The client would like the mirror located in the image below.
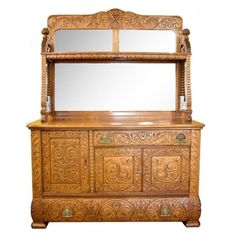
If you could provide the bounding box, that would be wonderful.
[119,30,176,52]
[55,63,176,111]
[55,30,112,51]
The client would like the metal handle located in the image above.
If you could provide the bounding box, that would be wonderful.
[160,205,171,217]
[139,132,146,140]
[62,208,73,218]
[176,133,186,142]
[99,134,111,144]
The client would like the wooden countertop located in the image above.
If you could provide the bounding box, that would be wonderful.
[27,118,204,130]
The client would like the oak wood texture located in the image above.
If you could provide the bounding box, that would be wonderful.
[28,9,204,228]
[27,117,204,130]
[46,52,188,62]
[29,125,203,227]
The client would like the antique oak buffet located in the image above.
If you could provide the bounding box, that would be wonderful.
[27,9,204,228]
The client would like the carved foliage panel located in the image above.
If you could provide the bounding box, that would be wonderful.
[42,197,201,222]
[94,130,191,146]
[189,130,201,197]
[47,9,183,47]
[42,131,89,193]
[95,148,142,192]
[31,131,42,197]
[143,147,190,194]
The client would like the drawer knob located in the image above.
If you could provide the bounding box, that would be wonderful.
[160,204,171,217]
[62,208,73,218]
[139,132,146,140]
[99,134,111,144]
[176,133,186,142]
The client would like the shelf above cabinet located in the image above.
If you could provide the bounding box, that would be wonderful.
[45,52,189,63]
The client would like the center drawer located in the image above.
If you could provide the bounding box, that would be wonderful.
[94,130,190,146]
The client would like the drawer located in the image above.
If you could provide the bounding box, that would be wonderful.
[94,130,191,146]
[42,197,194,222]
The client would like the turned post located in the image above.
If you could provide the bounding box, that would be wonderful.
[180,29,192,121]
[41,28,49,121]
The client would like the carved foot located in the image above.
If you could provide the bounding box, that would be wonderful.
[31,222,48,229]
[183,220,200,227]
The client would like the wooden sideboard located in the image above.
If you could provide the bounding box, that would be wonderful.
[27,9,204,228]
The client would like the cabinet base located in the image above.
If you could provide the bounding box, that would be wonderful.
[31,196,201,227]
[31,222,48,229]
[183,220,200,227]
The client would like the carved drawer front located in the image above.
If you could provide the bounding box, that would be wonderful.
[94,130,190,146]
[41,197,199,222]
[143,147,190,195]
[95,148,142,192]
[42,131,90,194]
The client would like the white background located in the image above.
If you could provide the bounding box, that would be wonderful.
[0,0,235,235]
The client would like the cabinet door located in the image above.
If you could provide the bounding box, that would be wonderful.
[143,147,190,195]
[95,148,142,192]
[42,131,89,194]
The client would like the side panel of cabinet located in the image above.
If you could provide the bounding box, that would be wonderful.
[42,131,90,194]
[143,147,190,195]
[95,148,142,192]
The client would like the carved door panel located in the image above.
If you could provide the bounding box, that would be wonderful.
[95,148,142,192]
[42,131,90,194]
[143,147,190,195]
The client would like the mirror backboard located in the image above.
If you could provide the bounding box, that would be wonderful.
[55,63,176,111]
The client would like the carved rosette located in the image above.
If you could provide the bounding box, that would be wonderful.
[97,199,136,221]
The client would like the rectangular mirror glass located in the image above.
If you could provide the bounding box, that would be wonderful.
[55,63,176,111]
[55,30,112,51]
[119,30,176,52]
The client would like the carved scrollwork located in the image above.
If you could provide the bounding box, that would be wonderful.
[42,131,89,193]
[31,131,42,197]
[143,147,190,194]
[47,9,183,49]
[152,156,181,183]
[94,130,190,146]
[50,139,81,184]
[44,200,87,222]
[97,199,136,221]
[104,157,133,184]
[145,199,188,221]
[47,9,182,33]
[190,130,201,197]
[42,197,200,222]
[95,148,142,192]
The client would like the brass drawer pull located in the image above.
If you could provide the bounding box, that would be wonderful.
[160,205,171,217]
[176,133,186,142]
[139,132,146,140]
[99,134,111,144]
[62,208,73,218]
